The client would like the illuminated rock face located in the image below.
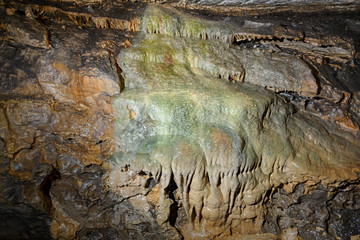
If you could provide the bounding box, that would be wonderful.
[1,1,360,239]
[109,6,360,239]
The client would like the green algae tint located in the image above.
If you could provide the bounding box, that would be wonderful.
[109,5,360,239]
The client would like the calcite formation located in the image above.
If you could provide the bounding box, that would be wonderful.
[108,5,360,239]
[0,0,359,239]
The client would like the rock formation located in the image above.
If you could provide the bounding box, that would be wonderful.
[0,0,359,239]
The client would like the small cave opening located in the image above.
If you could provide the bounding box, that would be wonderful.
[145,177,157,190]
[232,35,292,46]
[39,168,61,213]
[190,206,197,223]
[166,176,179,227]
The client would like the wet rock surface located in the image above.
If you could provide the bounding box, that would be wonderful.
[0,0,359,239]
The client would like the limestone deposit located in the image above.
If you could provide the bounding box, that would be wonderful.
[109,6,360,239]
[0,0,359,239]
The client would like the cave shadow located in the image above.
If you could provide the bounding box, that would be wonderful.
[0,202,53,240]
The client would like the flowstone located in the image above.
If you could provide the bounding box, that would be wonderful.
[108,5,360,239]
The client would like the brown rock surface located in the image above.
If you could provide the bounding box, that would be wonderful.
[0,0,359,239]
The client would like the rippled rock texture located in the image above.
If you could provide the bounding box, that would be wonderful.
[0,0,360,239]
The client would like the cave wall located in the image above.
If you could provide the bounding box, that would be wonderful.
[0,0,359,239]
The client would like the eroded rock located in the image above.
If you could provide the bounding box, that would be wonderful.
[108,5,360,239]
[0,1,359,239]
